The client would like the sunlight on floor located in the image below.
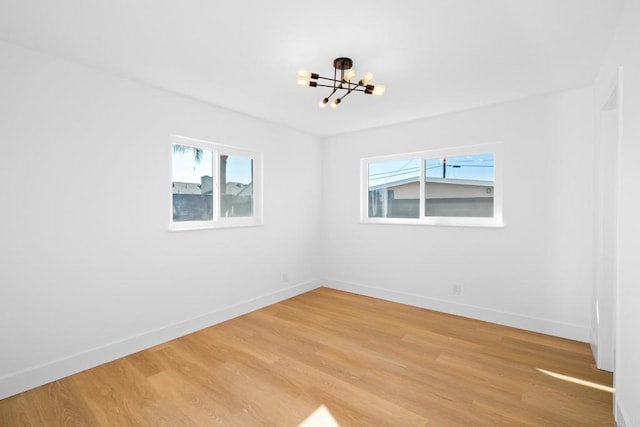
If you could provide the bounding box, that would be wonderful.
[298,405,340,427]
[536,368,614,393]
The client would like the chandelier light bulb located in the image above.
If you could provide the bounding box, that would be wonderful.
[319,98,329,108]
[359,72,374,85]
[298,69,319,81]
[343,68,356,81]
[297,78,318,87]
[331,98,341,109]
[372,85,385,96]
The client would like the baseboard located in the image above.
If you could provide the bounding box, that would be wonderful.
[322,279,590,342]
[590,330,598,364]
[0,280,322,400]
[615,400,630,427]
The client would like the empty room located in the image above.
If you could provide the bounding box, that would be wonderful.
[1,0,639,425]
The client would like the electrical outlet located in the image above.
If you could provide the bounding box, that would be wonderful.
[453,284,462,295]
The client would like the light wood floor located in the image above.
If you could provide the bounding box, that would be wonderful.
[0,287,614,426]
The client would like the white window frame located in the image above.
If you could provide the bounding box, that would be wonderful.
[170,135,263,231]
[360,143,504,227]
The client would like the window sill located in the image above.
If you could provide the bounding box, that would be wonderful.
[360,217,505,228]
[169,219,264,232]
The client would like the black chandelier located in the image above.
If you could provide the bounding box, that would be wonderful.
[297,57,385,108]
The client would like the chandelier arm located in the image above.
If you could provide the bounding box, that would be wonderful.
[316,77,367,91]
[316,76,342,84]
[316,76,364,87]
[338,88,357,101]
[324,87,338,101]
[314,83,366,92]
[344,80,362,95]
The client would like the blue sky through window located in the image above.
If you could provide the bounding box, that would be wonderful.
[425,153,494,181]
[172,146,252,184]
[368,153,494,188]
[172,146,212,184]
[368,159,420,187]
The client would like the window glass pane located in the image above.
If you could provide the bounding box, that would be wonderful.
[425,153,494,217]
[368,159,420,218]
[220,155,253,217]
[172,144,213,221]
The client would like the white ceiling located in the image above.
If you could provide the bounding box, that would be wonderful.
[0,0,623,137]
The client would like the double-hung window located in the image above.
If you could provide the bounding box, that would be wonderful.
[170,135,263,230]
[361,143,503,227]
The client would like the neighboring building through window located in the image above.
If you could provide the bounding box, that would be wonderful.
[362,144,503,227]
[170,135,262,230]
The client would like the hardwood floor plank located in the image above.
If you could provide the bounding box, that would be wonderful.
[0,393,46,426]
[70,368,147,426]
[141,400,199,427]
[126,349,164,378]
[30,379,100,426]
[145,371,239,425]
[0,288,614,426]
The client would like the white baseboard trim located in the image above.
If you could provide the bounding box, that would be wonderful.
[590,330,598,364]
[321,279,590,342]
[616,401,630,427]
[0,280,322,400]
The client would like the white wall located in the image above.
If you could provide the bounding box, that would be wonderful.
[0,41,322,399]
[320,87,595,342]
[596,0,640,424]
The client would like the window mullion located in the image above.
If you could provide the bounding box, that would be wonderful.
[213,149,221,222]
